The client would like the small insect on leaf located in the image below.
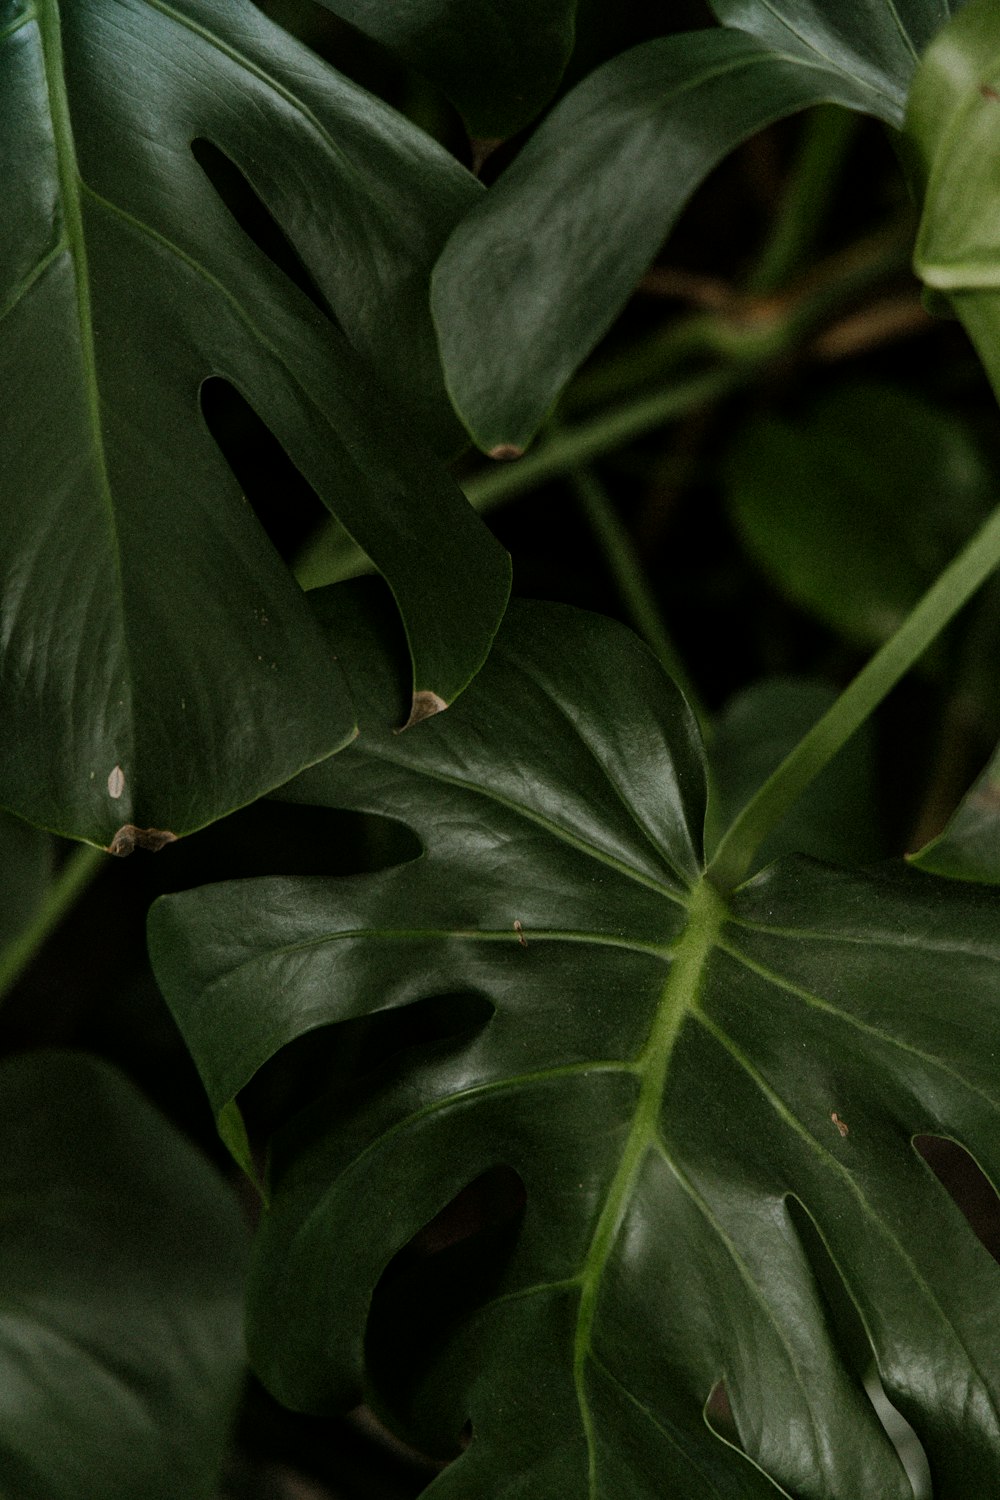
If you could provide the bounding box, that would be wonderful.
[107,765,125,800]
[513,919,528,948]
[831,1112,849,1138]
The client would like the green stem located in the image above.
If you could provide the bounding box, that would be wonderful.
[748,105,860,295]
[569,465,709,732]
[293,219,913,593]
[0,844,104,1002]
[707,504,1000,892]
[293,367,743,590]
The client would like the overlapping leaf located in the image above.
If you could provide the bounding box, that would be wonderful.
[0,1050,247,1499]
[430,1,950,454]
[709,0,962,123]
[310,0,577,137]
[151,581,1000,1497]
[1,0,508,850]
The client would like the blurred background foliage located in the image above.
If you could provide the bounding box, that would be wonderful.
[6,1,1000,1494]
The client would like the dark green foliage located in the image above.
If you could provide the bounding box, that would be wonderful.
[7,0,1000,1495]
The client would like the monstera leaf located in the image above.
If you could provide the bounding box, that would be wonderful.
[431,0,956,454]
[1,0,508,852]
[150,581,1000,1497]
[0,1050,247,1500]
[310,0,578,137]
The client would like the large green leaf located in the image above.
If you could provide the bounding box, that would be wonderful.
[431,27,900,455]
[309,0,577,137]
[0,1050,247,1499]
[2,0,508,850]
[150,581,1000,1497]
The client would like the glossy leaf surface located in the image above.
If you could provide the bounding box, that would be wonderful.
[151,582,1000,1498]
[2,0,508,849]
[0,1051,247,1499]
[432,29,895,454]
[310,0,577,136]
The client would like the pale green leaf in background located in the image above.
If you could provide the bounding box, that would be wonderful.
[724,381,995,649]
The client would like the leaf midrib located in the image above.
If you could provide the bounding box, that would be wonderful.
[36,0,116,545]
[35,0,132,807]
[571,875,727,1494]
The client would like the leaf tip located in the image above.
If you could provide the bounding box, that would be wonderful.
[488,443,525,462]
[397,690,448,733]
[107,825,178,857]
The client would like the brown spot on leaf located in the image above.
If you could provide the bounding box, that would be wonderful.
[831,1112,849,1138]
[982,84,1000,101]
[107,825,178,857]
[397,690,448,733]
[488,444,525,462]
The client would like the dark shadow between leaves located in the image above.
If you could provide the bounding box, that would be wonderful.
[914,1134,1000,1263]
[191,137,338,325]
[365,1165,527,1460]
[240,991,495,1153]
[199,376,330,561]
[786,1195,932,1499]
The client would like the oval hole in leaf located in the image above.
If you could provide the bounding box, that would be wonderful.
[156,808,419,890]
[200,376,330,559]
[914,1134,1000,1262]
[365,1165,528,1456]
[241,990,494,1149]
[191,137,337,325]
[786,1196,932,1496]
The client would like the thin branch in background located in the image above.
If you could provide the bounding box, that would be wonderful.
[812,295,935,360]
[0,843,104,1005]
[569,464,710,735]
[748,104,861,295]
[637,266,734,310]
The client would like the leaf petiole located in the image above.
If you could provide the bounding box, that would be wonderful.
[707,501,1000,891]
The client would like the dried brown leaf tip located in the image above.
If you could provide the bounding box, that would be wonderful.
[107,825,178,857]
[488,444,524,462]
[397,690,447,733]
